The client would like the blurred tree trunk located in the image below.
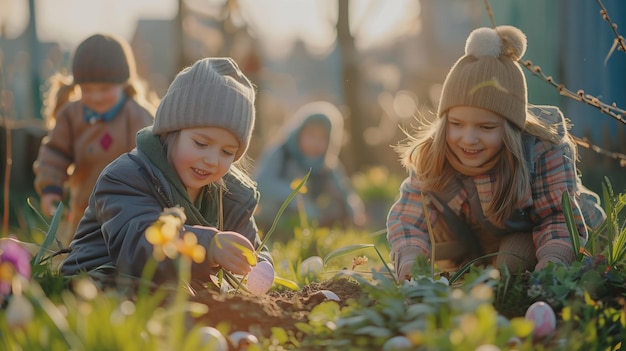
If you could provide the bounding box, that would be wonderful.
[176,0,186,69]
[337,0,368,172]
[28,0,42,118]
[179,0,265,157]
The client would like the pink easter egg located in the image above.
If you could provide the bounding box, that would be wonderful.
[246,261,275,295]
[524,301,556,338]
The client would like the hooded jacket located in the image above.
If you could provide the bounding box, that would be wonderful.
[254,101,364,231]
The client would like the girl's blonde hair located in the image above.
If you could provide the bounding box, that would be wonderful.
[396,108,576,227]
[42,73,157,129]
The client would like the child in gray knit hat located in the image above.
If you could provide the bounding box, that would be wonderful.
[61,57,273,285]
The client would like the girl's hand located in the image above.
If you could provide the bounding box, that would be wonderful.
[41,193,62,216]
[208,231,255,275]
[398,260,415,282]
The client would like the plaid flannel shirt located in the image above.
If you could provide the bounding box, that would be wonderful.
[387,135,604,271]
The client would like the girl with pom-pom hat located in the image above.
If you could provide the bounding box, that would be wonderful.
[386,26,606,281]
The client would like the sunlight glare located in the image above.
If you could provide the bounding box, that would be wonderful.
[0,0,28,39]
[35,0,177,48]
[239,0,421,59]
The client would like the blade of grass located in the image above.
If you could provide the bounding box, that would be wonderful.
[601,178,626,265]
[367,228,387,238]
[602,180,617,265]
[323,244,374,265]
[274,275,300,291]
[222,269,251,294]
[27,196,50,227]
[257,169,311,254]
[561,191,581,261]
[323,243,397,284]
[34,202,64,266]
[448,251,529,284]
[421,194,436,278]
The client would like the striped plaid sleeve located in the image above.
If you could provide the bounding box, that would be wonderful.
[530,139,586,263]
[386,175,436,261]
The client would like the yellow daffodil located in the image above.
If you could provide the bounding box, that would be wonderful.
[176,232,206,264]
[146,210,186,261]
[290,178,307,194]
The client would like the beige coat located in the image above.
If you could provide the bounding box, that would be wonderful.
[33,98,154,238]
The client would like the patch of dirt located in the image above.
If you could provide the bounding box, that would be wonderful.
[191,277,364,337]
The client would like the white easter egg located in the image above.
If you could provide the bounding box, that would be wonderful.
[382,335,412,351]
[524,301,556,338]
[300,256,324,276]
[247,261,275,295]
[198,326,228,351]
[229,331,259,349]
[319,289,340,301]
[5,294,34,328]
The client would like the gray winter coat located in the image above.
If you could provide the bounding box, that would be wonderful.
[60,147,271,283]
[254,101,365,231]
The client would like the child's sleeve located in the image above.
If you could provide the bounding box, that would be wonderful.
[530,140,586,269]
[386,174,434,272]
[33,111,74,197]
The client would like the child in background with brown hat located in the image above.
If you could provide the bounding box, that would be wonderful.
[60,57,273,285]
[386,25,606,281]
[33,33,155,244]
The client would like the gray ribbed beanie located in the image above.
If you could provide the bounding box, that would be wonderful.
[154,57,256,160]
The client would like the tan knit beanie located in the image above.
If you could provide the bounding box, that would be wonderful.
[153,57,256,161]
[72,33,134,84]
[437,25,528,130]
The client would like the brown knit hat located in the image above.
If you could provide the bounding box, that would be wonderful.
[153,57,256,161]
[72,33,135,84]
[437,25,528,130]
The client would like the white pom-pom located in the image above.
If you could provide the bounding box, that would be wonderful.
[465,27,502,58]
[496,25,527,60]
[465,26,527,60]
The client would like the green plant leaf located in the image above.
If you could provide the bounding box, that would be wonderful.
[323,244,374,266]
[34,202,64,266]
[258,169,311,253]
[222,269,251,294]
[27,196,50,227]
[448,251,528,284]
[561,190,582,260]
[602,179,617,265]
[274,275,300,291]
